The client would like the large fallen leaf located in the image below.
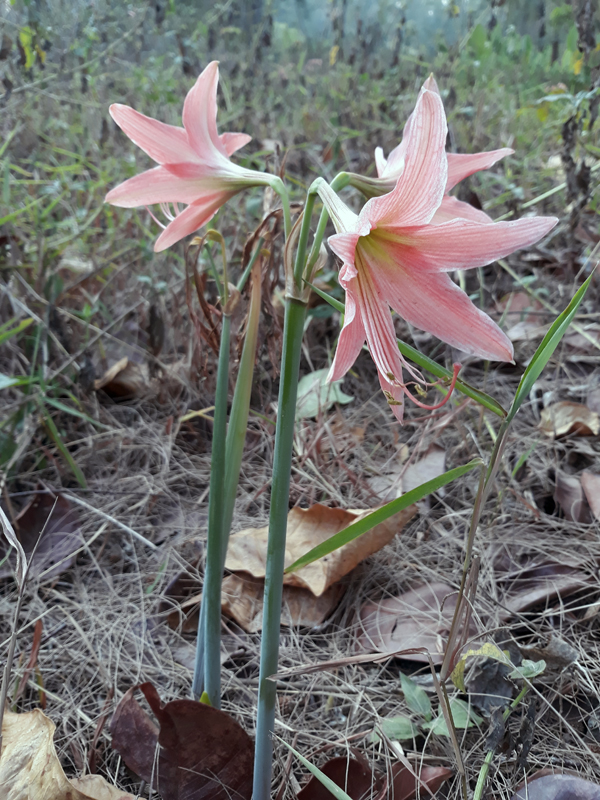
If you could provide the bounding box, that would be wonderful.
[498,560,591,621]
[391,763,453,800]
[0,709,135,800]
[355,582,477,664]
[0,491,81,582]
[226,503,416,598]
[539,401,600,438]
[295,369,353,420]
[221,572,345,632]
[71,776,137,800]
[581,471,600,521]
[511,772,600,800]
[554,472,592,523]
[296,755,383,800]
[110,682,254,800]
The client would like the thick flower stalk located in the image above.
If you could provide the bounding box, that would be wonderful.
[316,81,558,422]
[105,61,278,251]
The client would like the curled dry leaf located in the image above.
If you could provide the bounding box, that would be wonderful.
[581,471,600,521]
[296,755,384,800]
[554,472,592,523]
[110,682,254,800]
[355,582,476,664]
[226,503,417,598]
[0,491,81,582]
[221,573,345,632]
[0,709,135,800]
[511,771,600,800]
[94,357,146,398]
[539,401,600,438]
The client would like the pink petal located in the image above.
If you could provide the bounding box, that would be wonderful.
[354,257,406,386]
[378,371,405,422]
[154,194,232,252]
[374,146,387,178]
[375,75,440,182]
[328,232,361,281]
[431,195,493,225]
[446,148,513,192]
[374,266,513,362]
[220,132,252,156]
[109,104,199,165]
[105,165,207,207]
[327,288,366,381]
[386,216,558,273]
[182,61,227,161]
[363,87,447,227]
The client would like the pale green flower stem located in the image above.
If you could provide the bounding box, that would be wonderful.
[192,241,264,704]
[252,180,327,800]
[201,309,231,708]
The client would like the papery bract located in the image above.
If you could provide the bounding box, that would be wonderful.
[317,81,558,422]
[105,61,272,252]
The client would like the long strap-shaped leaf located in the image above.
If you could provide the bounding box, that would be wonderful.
[305,281,507,419]
[507,272,594,423]
[286,459,482,573]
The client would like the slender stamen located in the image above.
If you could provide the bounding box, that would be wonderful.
[402,363,461,411]
[146,206,166,229]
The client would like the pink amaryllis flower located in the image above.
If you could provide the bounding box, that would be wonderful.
[105,61,273,252]
[317,81,558,422]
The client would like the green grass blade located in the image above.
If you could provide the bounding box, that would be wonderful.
[507,274,593,423]
[0,318,34,346]
[304,282,506,418]
[274,736,352,800]
[42,410,87,488]
[286,459,482,573]
[43,396,111,430]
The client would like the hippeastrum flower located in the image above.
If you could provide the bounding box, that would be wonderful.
[105,61,274,252]
[316,82,558,422]
[349,76,513,228]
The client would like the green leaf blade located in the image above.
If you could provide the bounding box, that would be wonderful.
[285,459,482,573]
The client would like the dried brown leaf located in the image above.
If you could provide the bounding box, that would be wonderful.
[221,572,345,632]
[554,471,592,523]
[0,709,134,800]
[581,471,600,521]
[110,683,254,800]
[511,772,600,800]
[226,503,416,598]
[356,582,476,664]
[539,401,600,438]
[0,491,81,582]
[94,357,146,398]
[296,756,384,800]
[391,763,453,800]
[499,561,591,621]
[70,776,137,800]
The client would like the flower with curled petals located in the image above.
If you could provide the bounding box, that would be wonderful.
[105,61,273,252]
[316,81,558,422]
